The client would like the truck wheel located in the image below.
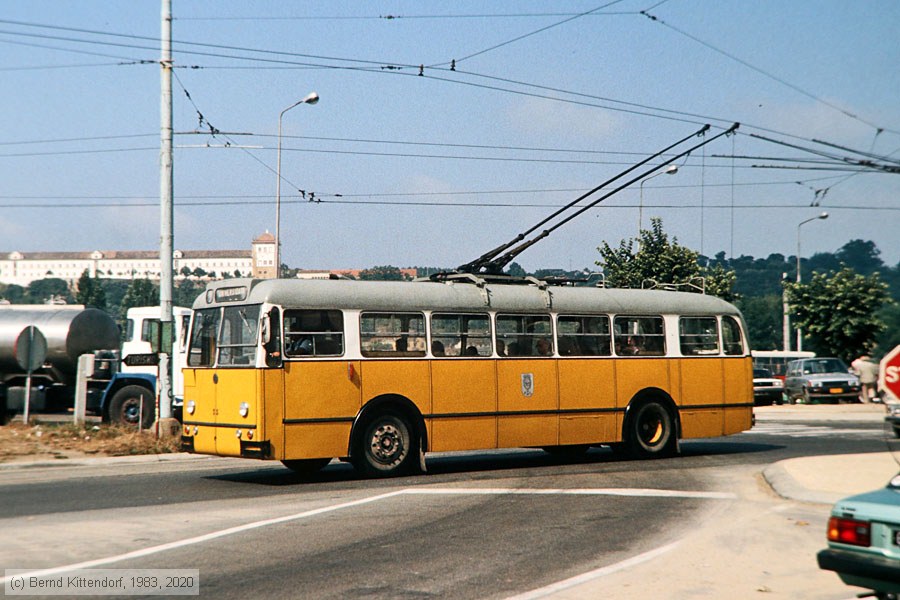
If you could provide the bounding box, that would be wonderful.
[109,385,154,429]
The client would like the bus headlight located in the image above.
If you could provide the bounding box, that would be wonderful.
[186,400,196,415]
[235,429,242,438]
[239,402,250,418]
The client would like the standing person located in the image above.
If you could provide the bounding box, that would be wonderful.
[851,354,880,403]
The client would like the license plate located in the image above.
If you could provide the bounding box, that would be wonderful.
[829,388,843,394]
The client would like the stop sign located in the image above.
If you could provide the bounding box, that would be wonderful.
[880,345,900,402]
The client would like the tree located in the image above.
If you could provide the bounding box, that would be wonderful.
[121,278,157,315]
[735,295,783,350]
[191,267,207,279]
[835,239,884,275]
[506,262,527,277]
[26,278,71,304]
[596,218,736,301]
[785,267,892,362]
[75,269,107,309]
[0,283,26,304]
[358,265,406,281]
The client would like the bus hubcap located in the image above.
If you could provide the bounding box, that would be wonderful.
[371,424,403,463]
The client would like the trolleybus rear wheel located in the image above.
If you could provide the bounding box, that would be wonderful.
[353,412,417,477]
[626,400,674,459]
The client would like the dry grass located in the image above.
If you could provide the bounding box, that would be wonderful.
[0,422,181,463]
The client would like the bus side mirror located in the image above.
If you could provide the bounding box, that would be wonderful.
[261,314,271,344]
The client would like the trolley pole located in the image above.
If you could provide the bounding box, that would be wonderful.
[158,0,174,422]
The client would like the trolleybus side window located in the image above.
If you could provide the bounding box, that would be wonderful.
[679,317,719,355]
[284,310,344,358]
[722,316,744,356]
[614,316,665,356]
[217,305,261,366]
[496,314,553,357]
[556,315,611,356]
[360,312,426,357]
[188,308,221,367]
[430,313,492,357]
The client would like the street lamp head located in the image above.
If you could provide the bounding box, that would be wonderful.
[302,92,319,105]
[665,165,678,174]
[818,211,828,220]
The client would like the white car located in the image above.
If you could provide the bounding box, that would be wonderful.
[753,367,785,405]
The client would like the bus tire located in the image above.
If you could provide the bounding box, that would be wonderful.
[625,400,675,459]
[353,412,417,477]
[281,458,331,476]
[109,385,154,429]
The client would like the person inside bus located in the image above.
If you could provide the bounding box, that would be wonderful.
[536,337,552,356]
[431,340,445,356]
[395,336,409,353]
[465,345,480,356]
[496,339,507,357]
[289,336,313,355]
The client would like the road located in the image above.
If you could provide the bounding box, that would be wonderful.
[0,407,893,599]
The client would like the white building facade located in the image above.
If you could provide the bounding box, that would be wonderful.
[0,234,277,287]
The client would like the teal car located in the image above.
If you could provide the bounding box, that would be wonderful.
[818,476,900,598]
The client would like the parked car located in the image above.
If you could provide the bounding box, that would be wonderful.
[784,357,861,404]
[753,367,785,405]
[886,404,900,438]
[818,475,900,598]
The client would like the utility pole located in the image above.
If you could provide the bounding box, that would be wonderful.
[158,0,174,422]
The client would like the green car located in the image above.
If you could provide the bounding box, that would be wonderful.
[818,476,900,598]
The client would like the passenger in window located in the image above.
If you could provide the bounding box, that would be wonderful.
[465,345,479,356]
[396,336,408,352]
[536,337,552,356]
[431,340,445,356]
[290,337,312,355]
[496,340,507,357]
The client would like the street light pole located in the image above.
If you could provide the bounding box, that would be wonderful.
[638,164,678,238]
[795,211,828,351]
[275,92,319,279]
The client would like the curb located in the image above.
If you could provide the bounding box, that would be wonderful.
[762,461,845,506]
[0,452,213,472]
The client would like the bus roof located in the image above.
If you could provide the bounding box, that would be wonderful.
[194,278,742,317]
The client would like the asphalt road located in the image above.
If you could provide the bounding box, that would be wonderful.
[0,415,891,599]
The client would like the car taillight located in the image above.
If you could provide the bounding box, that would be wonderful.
[828,517,870,547]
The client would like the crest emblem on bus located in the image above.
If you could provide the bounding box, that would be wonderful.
[521,373,534,398]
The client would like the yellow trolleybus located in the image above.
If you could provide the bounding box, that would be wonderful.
[180,276,753,476]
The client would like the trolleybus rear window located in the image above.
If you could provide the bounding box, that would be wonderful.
[614,316,665,356]
[679,317,719,355]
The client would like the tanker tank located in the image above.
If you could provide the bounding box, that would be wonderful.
[0,305,119,384]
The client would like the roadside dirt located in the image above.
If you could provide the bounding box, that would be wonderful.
[0,422,181,463]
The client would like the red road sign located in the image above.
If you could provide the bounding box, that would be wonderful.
[880,345,900,401]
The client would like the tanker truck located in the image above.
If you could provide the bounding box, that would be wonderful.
[0,305,119,424]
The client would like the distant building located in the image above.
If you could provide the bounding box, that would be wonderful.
[0,233,278,286]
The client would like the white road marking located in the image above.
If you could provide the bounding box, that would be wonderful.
[745,423,875,438]
[504,541,682,600]
[0,486,732,586]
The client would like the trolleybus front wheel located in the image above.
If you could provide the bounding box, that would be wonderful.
[625,400,675,459]
[353,412,418,477]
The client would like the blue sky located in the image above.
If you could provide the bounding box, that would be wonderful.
[1,0,898,274]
